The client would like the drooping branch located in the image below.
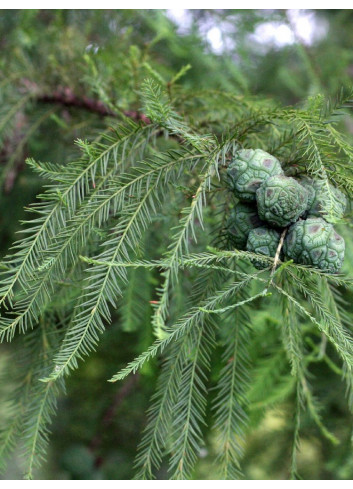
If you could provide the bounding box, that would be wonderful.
[0,82,151,192]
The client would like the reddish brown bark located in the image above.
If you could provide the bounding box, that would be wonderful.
[38,87,151,124]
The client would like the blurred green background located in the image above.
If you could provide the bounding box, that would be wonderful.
[1,9,353,480]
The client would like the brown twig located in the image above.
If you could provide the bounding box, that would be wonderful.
[272,229,287,274]
[37,86,151,124]
[0,112,27,193]
[263,228,288,294]
[89,373,140,467]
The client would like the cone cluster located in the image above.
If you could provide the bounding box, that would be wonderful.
[226,149,346,272]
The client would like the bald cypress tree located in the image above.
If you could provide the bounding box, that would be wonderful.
[1,9,353,480]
